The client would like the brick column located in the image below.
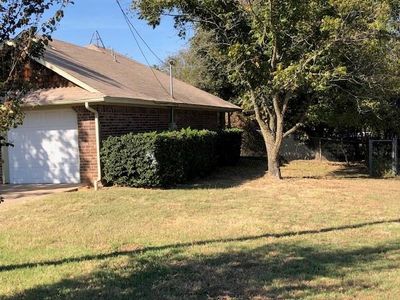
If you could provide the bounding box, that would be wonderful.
[73,106,98,185]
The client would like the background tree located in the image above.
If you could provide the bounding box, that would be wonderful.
[0,0,72,147]
[132,0,400,178]
[159,29,239,103]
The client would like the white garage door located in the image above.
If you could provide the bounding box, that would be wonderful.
[8,109,80,184]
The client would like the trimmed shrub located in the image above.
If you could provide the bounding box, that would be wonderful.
[152,128,218,184]
[101,129,218,187]
[101,132,160,187]
[101,128,242,187]
[216,128,243,166]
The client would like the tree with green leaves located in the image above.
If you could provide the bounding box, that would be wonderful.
[132,0,400,178]
[160,29,239,103]
[0,0,72,147]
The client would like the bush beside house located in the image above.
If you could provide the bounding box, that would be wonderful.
[101,128,242,187]
[216,128,243,165]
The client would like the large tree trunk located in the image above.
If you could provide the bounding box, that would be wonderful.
[250,92,285,180]
[249,89,302,180]
[265,141,282,179]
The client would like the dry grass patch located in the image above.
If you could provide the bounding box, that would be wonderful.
[0,159,399,299]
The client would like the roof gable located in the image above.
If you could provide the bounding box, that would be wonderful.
[36,39,240,111]
[22,60,76,90]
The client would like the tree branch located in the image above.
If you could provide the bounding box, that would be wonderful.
[281,92,291,116]
[283,111,307,138]
[249,88,275,145]
[270,0,279,70]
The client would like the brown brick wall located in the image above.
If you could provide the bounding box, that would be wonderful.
[73,106,98,184]
[74,105,222,185]
[175,109,220,130]
[21,60,76,89]
[97,105,170,140]
[1,106,222,185]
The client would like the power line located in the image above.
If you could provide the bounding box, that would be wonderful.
[115,0,170,96]
[116,4,164,65]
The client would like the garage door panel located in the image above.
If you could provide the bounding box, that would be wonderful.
[13,110,78,130]
[8,109,80,184]
[9,166,78,184]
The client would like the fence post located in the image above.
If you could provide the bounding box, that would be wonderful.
[319,138,322,161]
[369,139,373,176]
[393,137,398,175]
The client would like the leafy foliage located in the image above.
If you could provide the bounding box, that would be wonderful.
[0,92,23,134]
[159,29,239,103]
[101,128,242,187]
[370,141,398,177]
[216,128,243,166]
[132,0,400,178]
[0,0,72,146]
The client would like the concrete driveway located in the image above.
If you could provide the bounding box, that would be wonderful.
[0,184,81,205]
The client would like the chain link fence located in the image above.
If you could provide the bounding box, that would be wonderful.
[368,139,399,177]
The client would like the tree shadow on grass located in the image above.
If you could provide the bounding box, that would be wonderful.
[283,162,371,180]
[182,159,375,190]
[180,157,267,189]
[4,241,399,300]
[327,163,369,178]
[2,218,400,299]
[1,218,399,273]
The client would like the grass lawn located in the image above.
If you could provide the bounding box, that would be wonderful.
[1,159,400,299]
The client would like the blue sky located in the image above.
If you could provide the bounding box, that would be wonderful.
[51,0,191,65]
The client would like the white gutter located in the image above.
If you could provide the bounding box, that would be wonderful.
[103,96,241,112]
[84,102,101,190]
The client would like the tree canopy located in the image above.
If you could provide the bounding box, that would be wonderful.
[133,0,400,178]
[159,29,239,103]
[0,0,72,146]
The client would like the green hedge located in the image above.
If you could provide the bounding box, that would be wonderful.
[216,128,243,166]
[101,128,242,187]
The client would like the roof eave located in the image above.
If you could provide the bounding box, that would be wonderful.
[103,96,242,112]
[22,97,105,108]
[21,95,241,112]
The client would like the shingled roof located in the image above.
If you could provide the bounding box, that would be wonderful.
[28,39,240,111]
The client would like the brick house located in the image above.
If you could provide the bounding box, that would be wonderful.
[0,39,240,186]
